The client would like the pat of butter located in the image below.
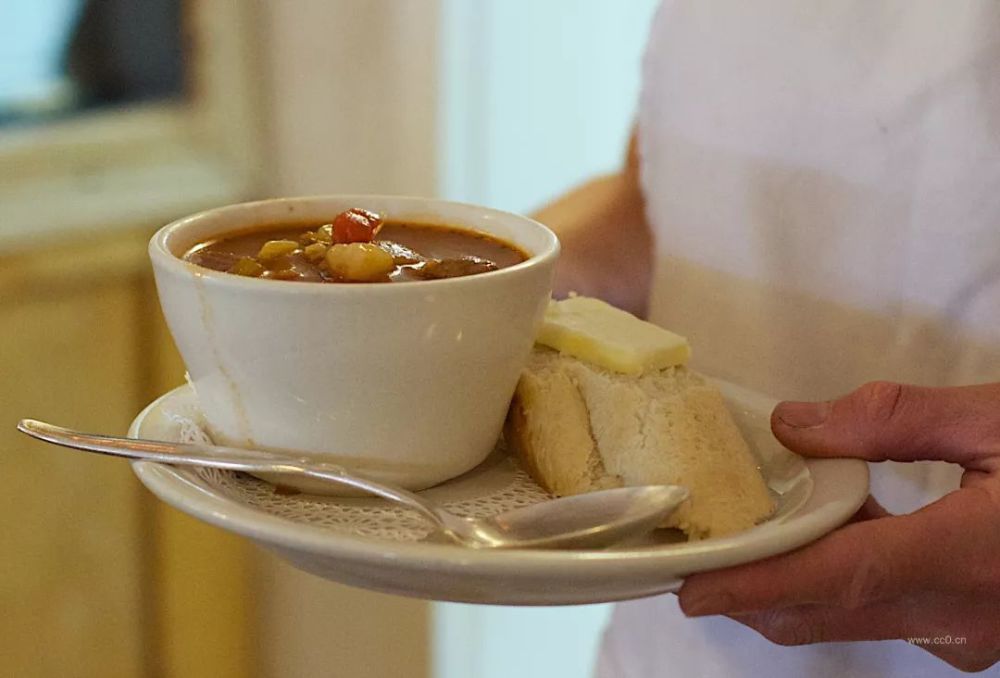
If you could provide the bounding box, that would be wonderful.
[536,296,691,374]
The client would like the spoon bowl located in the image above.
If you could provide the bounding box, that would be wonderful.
[454,485,690,549]
[17,419,688,550]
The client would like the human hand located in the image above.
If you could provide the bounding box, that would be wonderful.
[678,381,1000,672]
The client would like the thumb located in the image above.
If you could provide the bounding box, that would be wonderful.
[771,381,1000,468]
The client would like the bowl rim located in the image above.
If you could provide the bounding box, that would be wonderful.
[149,194,561,293]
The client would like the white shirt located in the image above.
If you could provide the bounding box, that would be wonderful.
[598,1,1000,676]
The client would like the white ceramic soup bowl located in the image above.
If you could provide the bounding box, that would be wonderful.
[150,195,558,491]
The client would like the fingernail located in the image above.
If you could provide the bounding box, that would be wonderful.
[682,591,735,617]
[775,401,832,429]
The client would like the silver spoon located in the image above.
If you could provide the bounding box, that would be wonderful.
[17,419,688,550]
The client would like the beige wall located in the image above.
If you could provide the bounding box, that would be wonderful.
[259,0,439,197]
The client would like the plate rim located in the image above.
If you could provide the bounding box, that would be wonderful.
[130,385,870,578]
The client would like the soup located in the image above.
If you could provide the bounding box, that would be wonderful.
[182,208,529,283]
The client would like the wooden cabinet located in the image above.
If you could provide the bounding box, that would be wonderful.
[0,229,253,677]
[1,226,430,678]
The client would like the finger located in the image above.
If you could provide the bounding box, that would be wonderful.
[679,491,995,616]
[681,515,913,616]
[852,495,890,522]
[923,644,1000,676]
[727,595,1000,671]
[771,381,1000,468]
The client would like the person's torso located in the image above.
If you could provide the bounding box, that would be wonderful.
[600,1,1000,676]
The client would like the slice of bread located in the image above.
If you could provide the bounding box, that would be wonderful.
[505,349,775,539]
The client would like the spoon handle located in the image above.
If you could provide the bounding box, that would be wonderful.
[16,418,457,538]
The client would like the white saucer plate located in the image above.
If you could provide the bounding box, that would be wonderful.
[130,382,868,606]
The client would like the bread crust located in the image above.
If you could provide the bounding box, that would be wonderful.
[503,361,609,496]
[504,390,555,494]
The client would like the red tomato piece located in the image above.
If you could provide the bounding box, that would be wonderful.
[332,208,384,244]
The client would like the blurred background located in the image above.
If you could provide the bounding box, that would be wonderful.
[1,1,658,675]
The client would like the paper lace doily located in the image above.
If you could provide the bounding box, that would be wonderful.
[154,394,553,543]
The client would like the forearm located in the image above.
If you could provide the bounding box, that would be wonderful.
[531,171,653,317]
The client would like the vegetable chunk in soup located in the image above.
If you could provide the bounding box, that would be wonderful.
[183,208,528,283]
